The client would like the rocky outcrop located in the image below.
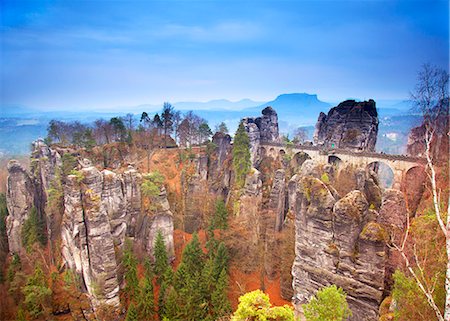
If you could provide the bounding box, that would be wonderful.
[137,186,175,259]
[208,132,232,199]
[61,160,175,311]
[6,160,35,253]
[242,107,280,166]
[101,170,127,248]
[239,169,263,244]
[268,169,286,232]
[291,175,387,321]
[61,160,121,309]
[378,189,408,293]
[123,165,143,236]
[314,100,378,151]
[407,113,449,161]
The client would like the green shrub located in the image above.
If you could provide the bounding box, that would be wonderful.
[303,285,352,321]
[321,173,330,184]
[231,289,294,321]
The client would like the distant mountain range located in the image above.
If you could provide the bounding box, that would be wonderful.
[0,93,420,156]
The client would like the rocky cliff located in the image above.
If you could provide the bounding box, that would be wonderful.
[290,161,389,321]
[6,160,35,253]
[242,106,280,166]
[6,141,175,315]
[314,100,378,151]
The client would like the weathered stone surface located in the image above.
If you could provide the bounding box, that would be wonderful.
[61,164,120,309]
[292,176,387,321]
[242,121,260,166]
[258,107,280,142]
[101,170,127,248]
[314,100,379,151]
[239,169,263,244]
[6,160,35,253]
[407,113,449,161]
[137,186,175,260]
[378,189,408,293]
[208,132,232,199]
[123,165,142,236]
[242,107,280,166]
[268,169,286,232]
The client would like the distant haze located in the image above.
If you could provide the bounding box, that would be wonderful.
[1,1,448,111]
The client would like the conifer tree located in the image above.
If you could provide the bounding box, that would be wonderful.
[232,122,251,188]
[212,199,228,230]
[200,258,215,316]
[213,242,229,280]
[181,232,204,277]
[125,302,138,321]
[154,230,169,284]
[158,267,174,319]
[22,265,52,319]
[164,287,180,320]
[123,239,139,302]
[21,206,46,251]
[138,276,155,320]
[212,269,232,319]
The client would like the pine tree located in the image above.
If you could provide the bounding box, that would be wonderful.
[125,302,138,321]
[232,122,251,188]
[138,276,155,320]
[200,258,215,317]
[212,199,228,230]
[22,265,52,319]
[154,230,169,284]
[158,268,174,319]
[123,239,139,302]
[181,232,204,277]
[205,227,218,259]
[212,269,232,319]
[21,206,46,251]
[164,287,180,320]
[213,242,229,280]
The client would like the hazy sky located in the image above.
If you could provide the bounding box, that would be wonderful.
[1,0,448,111]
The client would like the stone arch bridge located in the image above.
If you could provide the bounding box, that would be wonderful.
[260,141,426,189]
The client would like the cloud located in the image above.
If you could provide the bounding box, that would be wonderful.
[155,21,263,42]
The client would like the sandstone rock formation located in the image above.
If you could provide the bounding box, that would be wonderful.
[314,100,379,151]
[61,161,121,309]
[6,160,35,253]
[407,114,449,161]
[242,106,280,166]
[291,174,387,321]
[137,185,175,259]
[208,132,233,199]
[60,159,175,310]
[267,169,286,232]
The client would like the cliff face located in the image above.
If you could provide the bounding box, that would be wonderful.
[60,159,175,310]
[242,106,280,166]
[6,141,175,314]
[291,166,388,321]
[6,160,35,253]
[61,161,121,308]
[407,114,449,161]
[314,100,378,151]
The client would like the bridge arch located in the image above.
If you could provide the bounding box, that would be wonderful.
[366,161,394,189]
[328,155,342,168]
[292,151,312,168]
[260,147,267,158]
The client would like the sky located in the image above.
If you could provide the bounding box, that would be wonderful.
[1,0,448,111]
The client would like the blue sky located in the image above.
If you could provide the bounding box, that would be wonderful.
[1,0,448,111]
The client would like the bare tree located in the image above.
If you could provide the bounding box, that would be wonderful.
[292,127,308,144]
[393,64,449,321]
